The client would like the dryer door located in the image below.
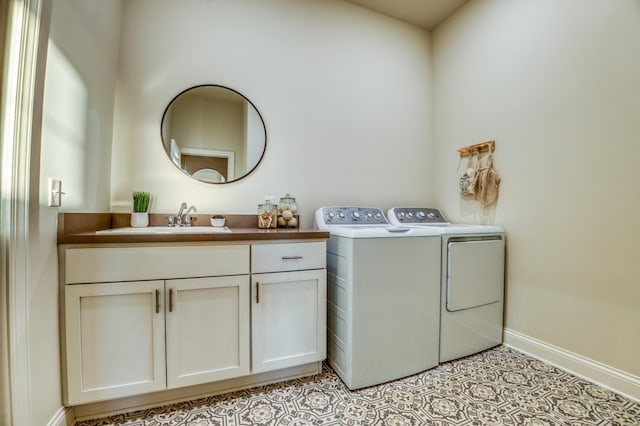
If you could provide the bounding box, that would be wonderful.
[447,239,504,312]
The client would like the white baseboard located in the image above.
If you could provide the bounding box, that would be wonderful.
[504,328,640,403]
[47,406,73,426]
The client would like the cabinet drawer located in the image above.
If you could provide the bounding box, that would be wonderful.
[251,242,326,273]
[65,245,249,284]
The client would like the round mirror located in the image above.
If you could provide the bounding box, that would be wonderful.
[161,85,267,184]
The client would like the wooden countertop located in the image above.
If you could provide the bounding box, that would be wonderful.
[57,213,329,245]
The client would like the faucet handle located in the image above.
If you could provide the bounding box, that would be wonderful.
[184,215,196,226]
[166,215,176,226]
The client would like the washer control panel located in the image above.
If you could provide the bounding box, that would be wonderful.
[389,207,448,224]
[318,207,389,226]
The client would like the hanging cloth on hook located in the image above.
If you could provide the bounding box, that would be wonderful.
[472,148,501,207]
[459,151,478,196]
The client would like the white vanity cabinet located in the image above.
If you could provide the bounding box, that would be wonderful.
[62,244,251,405]
[250,242,327,374]
[61,239,327,407]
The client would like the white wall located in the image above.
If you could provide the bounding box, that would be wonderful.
[111,0,433,225]
[42,0,120,212]
[35,0,122,423]
[432,0,640,376]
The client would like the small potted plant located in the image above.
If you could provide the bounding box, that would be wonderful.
[131,191,151,227]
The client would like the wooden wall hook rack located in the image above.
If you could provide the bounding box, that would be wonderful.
[458,140,495,157]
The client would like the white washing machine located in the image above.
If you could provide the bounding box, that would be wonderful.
[388,207,505,363]
[315,207,441,389]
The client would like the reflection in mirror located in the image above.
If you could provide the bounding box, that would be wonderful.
[192,168,226,183]
[161,85,267,184]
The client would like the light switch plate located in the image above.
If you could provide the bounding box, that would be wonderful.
[48,178,63,207]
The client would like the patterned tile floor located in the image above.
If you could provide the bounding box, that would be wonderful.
[76,346,640,426]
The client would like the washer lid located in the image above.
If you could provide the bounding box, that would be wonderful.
[324,226,441,238]
[437,224,504,234]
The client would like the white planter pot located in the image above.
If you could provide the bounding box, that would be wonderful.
[131,212,149,228]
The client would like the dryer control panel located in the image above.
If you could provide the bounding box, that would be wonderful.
[388,207,448,225]
[316,207,389,226]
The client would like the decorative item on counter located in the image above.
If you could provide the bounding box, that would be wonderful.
[257,196,277,229]
[277,193,299,228]
[131,191,151,227]
[210,215,226,227]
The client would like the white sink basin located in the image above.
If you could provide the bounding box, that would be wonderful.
[96,226,232,235]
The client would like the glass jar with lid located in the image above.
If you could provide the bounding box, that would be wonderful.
[257,197,277,229]
[277,193,298,228]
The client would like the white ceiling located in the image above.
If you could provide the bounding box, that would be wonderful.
[344,0,468,30]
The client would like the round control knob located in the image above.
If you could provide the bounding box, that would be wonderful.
[352,211,361,220]
[375,212,382,218]
[398,212,405,218]
[366,212,373,218]
[406,212,414,218]
[338,212,345,218]
[328,212,335,219]
[416,211,426,219]
[427,212,436,219]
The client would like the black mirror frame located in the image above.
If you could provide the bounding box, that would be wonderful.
[160,84,267,184]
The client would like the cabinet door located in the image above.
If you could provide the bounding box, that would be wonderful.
[251,269,326,374]
[165,276,250,388]
[65,281,166,405]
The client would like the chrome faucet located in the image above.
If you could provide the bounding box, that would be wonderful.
[176,202,188,225]
[168,202,196,226]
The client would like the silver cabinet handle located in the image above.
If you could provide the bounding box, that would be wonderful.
[282,256,303,260]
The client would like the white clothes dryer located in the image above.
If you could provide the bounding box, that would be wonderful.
[315,207,441,389]
[388,207,505,363]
